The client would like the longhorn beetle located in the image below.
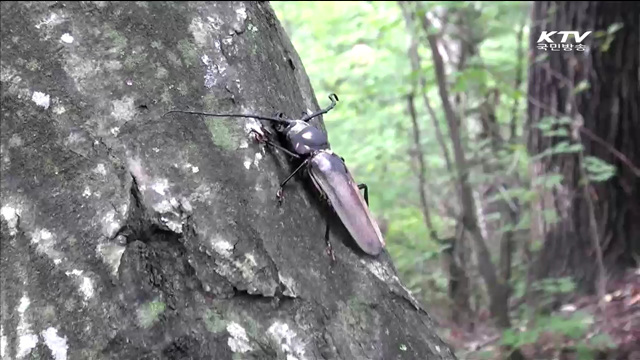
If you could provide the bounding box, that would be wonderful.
[163,94,385,259]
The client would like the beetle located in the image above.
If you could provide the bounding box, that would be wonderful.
[163,94,385,259]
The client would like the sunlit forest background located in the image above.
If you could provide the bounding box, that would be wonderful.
[272,2,639,359]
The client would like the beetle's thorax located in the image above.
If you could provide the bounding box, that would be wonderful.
[285,120,330,155]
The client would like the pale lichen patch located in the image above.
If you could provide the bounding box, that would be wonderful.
[253,152,263,168]
[17,333,38,359]
[31,91,50,109]
[207,15,224,30]
[97,242,126,278]
[41,327,68,360]
[153,199,173,214]
[53,104,66,115]
[177,39,199,67]
[31,229,64,265]
[278,274,298,298]
[111,97,135,123]
[226,322,253,353]
[267,322,307,360]
[1,204,20,236]
[188,17,208,48]
[137,301,166,329]
[65,270,94,301]
[93,163,107,176]
[0,325,5,358]
[17,295,39,359]
[18,295,30,315]
[235,5,247,22]
[35,13,61,29]
[60,33,74,44]
[61,53,98,93]
[234,253,258,280]
[201,54,218,88]
[160,215,182,234]
[151,179,170,196]
[156,66,168,79]
[101,210,121,239]
[211,236,234,258]
[361,259,391,283]
[80,276,94,300]
[180,198,193,212]
[9,134,23,147]
[184,163,200,174]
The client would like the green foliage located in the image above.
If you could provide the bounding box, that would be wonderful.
[583,156,616,182]
[533,277,577,295]
[502,311,593,347]
[273,0,531,303]
[502,306,617,360]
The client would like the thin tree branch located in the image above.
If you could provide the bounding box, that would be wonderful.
[400,1,455,176]
[510,21,525,143]
[406,93,440,241]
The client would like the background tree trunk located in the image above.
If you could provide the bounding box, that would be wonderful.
[0,2,457,359]
[527,1,640,294]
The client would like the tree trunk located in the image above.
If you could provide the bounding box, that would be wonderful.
[527,1,640,294]
[0,2,457,359]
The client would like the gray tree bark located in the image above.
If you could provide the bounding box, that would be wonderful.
[0,2,456,360]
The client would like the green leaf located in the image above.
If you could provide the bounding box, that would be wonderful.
[583,156,616,182]
[573,80,590,94]
[607,22,624,34]
[588,333,617,349]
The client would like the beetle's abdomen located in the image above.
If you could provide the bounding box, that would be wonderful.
[308,151,385,256]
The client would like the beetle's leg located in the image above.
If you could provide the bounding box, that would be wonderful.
[325,222,335,262]
[358,183,369,206]
[248,128,266,143]
[276,158,310,203]
[248,128,301,159]
[264,140,301,159]
[301,94,339,122]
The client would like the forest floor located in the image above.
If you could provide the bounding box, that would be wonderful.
[438,268,640,360]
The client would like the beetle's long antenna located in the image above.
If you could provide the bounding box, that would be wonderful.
[162,110,292,124]
[300,94,339,122]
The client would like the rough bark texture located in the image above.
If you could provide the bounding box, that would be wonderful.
[527,1,640,294]
[0,2,457,360]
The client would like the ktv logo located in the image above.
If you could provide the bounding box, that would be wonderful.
[537,31,592,52]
